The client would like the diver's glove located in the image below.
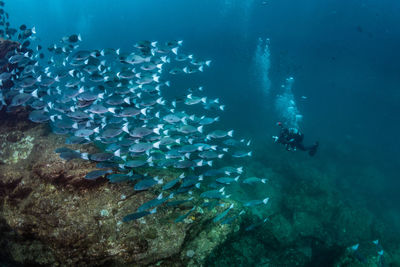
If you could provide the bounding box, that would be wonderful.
[272,136,279,142]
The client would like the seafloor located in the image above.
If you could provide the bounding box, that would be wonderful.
[0,111,399,266]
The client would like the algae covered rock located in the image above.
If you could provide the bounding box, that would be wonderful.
[0,120,235,266]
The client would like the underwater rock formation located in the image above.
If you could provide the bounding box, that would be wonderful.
[0,117,241,266]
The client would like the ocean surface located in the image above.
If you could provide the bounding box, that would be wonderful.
[1,0,400,265]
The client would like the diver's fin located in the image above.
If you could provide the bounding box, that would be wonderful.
[309,141,319,156]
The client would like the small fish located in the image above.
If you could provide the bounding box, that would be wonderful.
[59,151,88,161]
[124,160,147,168]
[177,124,203,134]
[169,67,184,75]
[162,173,185,190]
[173,160,197,169]
[85,169,112,180]
[97,162,119,169]
[62,33,82,43]
[134,177,163,191]
[89,152,114,162]
[199,116,219,125]
[175,53,192,61]
[223,138,250,147]
[200,187,227,199]
[198,150,223,159]
[137,193,173,212]
[10,90,38,107]
[221,210,245,225]
[232,150,252,158]
[74,129,94,137]
[372,240,385,256]
[183,65,203,74]
[216,176,240,184]
[350,244,367,263]
[108,173,133,183]
[129,142,153,153]
[123,208,157,222]
[213,203,234,223]
[245,218,268,231]
[180,175,203,188]
[178,144,198,153]
[65,136,91,145]
[175,206,196,223]
[219,166,243,175]
[29,110,50,123]
[190,59,211,66]
[207,130,233,139]
[184,94,207,105]
[243,197,269,207]
[242,177,268,185]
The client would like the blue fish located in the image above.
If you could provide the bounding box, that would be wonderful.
[245,218,268,231]
[162,173,185,190]
[85,169,112,180]
[137,193,173,212]
[123,208,157,222]
[221,210,245,225]
[175,206,196,223]
[213,203,234,223]
[134,177,163,191]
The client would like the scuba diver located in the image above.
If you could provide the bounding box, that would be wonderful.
[272,122,319,156]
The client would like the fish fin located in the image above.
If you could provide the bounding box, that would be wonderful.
[150,208,157,214]
[31,89,38,98]
[153,141,160,149]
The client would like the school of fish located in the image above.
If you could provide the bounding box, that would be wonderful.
[0,1,270,225]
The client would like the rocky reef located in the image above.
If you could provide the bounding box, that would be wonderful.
[0,112,241,266]
[1,113,400,266]
[203,140,400,266]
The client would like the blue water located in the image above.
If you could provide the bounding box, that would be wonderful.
[6,0,400,145]
[3,0,400,264]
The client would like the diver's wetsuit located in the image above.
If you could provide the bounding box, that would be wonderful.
[274,123,319,156]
